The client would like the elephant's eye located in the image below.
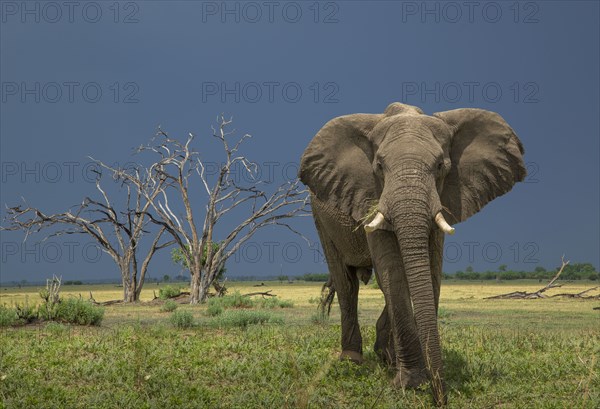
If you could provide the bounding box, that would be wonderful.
[437,162,444,171]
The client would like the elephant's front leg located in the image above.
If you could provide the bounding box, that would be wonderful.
[367,230,427,388]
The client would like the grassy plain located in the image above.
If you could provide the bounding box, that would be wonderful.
[0,280,598,408]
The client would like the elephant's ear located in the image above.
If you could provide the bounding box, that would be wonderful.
[433,108,526,224]
[299,113,383,222]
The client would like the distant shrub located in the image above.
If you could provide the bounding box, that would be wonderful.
[209,291,254,309]
[211,310,283,328]
[257,297,294,309]
[205,304,223,317]
[44,298,104,326]
[160,300,178,313]
[170,310,194,328]
[0,305,18,327]
[38,301,59,321]
[370,280,380,289]
[14,300,37,324]
[159,285,182,300]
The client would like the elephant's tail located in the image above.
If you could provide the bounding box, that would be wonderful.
[319,277,335,317]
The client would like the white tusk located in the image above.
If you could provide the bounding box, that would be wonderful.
[435,212,455,235]
[364,212,391,233]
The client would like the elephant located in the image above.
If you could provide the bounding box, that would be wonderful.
[298,102,526,406]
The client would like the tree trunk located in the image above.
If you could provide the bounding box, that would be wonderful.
[123,277,138,302]
[198,279,210,303]
[122,261,139,303]
[189,267,202,304]
[124,287,136,302]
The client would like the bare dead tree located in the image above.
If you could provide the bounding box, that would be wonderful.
[3,166,173,302]
[136,115,310,303]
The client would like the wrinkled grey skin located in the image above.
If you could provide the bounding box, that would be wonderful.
[299,103,525,406]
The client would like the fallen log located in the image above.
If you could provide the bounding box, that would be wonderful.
[88,292,123,306]
[243,290,277,298]
[551,286,599,299]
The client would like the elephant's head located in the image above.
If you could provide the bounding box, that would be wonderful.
[299,102,525,404]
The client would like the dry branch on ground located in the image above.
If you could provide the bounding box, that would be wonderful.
[485,256,599,300]
[243,290,277,298]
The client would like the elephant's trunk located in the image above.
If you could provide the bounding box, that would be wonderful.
[384,178,446,406]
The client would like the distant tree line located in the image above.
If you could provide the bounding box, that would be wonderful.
[63,280,83,285]
[443,263,598,281]
[299,273,330,282]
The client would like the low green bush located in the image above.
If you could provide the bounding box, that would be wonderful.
[159,285,182,300]
[205,304,223,317]
[38,299,58,321]
[170,310,194,328]
[208,291,254,309]
[0,305,18,327]
[211,310,283,328]
[14,301,37,324]
[50,298,104,325]
[257,297,294,309]
[160,300,178,312]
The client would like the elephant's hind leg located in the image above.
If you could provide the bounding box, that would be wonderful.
[334,263,363,363]
[314,220,363,363]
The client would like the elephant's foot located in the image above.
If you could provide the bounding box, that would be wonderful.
[339,350,363,364]
[393,366,428,389]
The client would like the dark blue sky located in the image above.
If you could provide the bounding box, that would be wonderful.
[1,1,598,283]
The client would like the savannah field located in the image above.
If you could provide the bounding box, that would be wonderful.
[0,280,598,409]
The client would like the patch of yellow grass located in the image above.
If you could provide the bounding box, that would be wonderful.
[1,280,597,331]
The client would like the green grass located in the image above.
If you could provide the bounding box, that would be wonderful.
[209,310,284,328]
[0,281,598,408]
[0,305,18,327]
[169,310,194,328]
